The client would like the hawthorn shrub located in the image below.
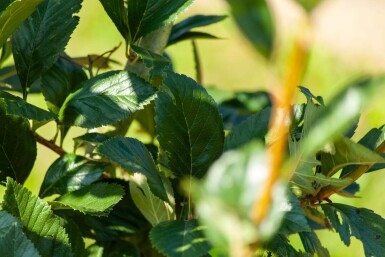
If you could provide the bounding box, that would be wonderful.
[1,0,385,257]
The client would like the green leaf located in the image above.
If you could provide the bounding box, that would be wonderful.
[41,56,88,114]
[155,72,224,179]
[54,183,124,216]
[168,15,227,45]
[86,242,139,257]
[59,70,157,128]
[296,0,323,12]
[263,234,303,257]
[97,137,169,202]
[64,220,86,257]
[74,132,111,149]
[39,154,106,197]
[168,31,220,46]
[11,0,82,95]
[224,107,271,151]
[0,0,13,13]
[0,65,40,93]
[299,231,330,257]
[225,0,274,57]
[0,223,41,257]
[0,0,43,48]
[2,177,72,257]
[0,101,36,184]
[322,203,385,257]
[150,220,211,257]
[99,0,194,44]
[129,173,172,226]
[0,210,21,236]
[0,91,57,121]
[320,137,385,177]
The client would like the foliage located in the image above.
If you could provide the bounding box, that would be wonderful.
[1,0,385,256]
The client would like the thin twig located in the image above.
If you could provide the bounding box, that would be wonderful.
[34,132,67,156]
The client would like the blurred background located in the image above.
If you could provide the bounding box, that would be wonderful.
[10,0,385,255]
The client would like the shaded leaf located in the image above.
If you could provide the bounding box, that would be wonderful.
[74,132,111,149]
[0,210,21,236]
[0,65,41,93]
[264,234,303,257]
[322,203,385,257]
[2,177,72,257]
[59,70,157,128]
[86,242,139,257]
[97,137,169,202]
[64,220,86,257]
[150,220,211,257]
[0,101,36,184]
[40,154,106,197]
[155,72,224,179]
[299,231,330,257]
[168,31,220,46]
[0,90,57,121]
[54,183,124,216]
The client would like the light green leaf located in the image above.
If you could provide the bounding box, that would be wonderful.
[296,0,323,12]
[59,70,157,128]
[54,183,124,216]
[150,220,211,257]
[129,173,172,226]
[0,101,36,184]
[0,91,57,121]
[97,137,169,202]
[0,0,43,48]
[224,107,271,151]
[2,177,72,257]
[322,203,385,257]
[155,72,224,179]
[225,0,274,57]
[11,0,82,95]
[39,154,106,197]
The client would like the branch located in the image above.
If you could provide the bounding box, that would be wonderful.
[34,133,67,156]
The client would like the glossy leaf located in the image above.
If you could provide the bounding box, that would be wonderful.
[40,154,106,197]
[168,15,227,45]
[224,107,271,151]
[41,56,88,114]
[54,183,124,216]
[11,0,82,94]
[2,178,72,257]
[225,0,274,57]
[129,173,172,226]
[0,91,57,121]
[0,0,43,48]
[150,220,211,257]
[59,70,157,128]
[155,72,224,179]
[0,102,36,184]
[97,137,169,202]
[322,203,385,257]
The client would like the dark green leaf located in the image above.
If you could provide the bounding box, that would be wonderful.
[322,203,385,257]
[2,177,72,257]
[97,137,169,202]
[59,71,157,128]
[0,65,41,93]
[40,154,106,197]
[299,231,330,257]
[0,223,41,257]
[0,40,12,65]
[0,0,13,13]
[225,0,274,57]
[41,55,88,114]
[168,31,220,46]
[54,183,124,216]
[297,0,323,12]
[264,234,303,257]
[155,72,224,178]
[0,91,57,121]
[168,15,227,45]
[0,210,21,236]
[64,220,86,257]
[11,0,82,94]
[73,133,112,149]
[150,220,211,257]
[98,0,129,43]
[224,107,271,151]
[0,101,36,184]
[0,0,43,48]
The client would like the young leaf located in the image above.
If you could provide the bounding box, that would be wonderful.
[225,0,274,57]
[2,177,72,257]
[168,15,227,45]
[129,173,172,226]
[224,107,271,151]
[97,137,169,202]
[0,91,57,121]
[41,56,88,114]
[59,70,157,128]
[155,72,224,179]
[11,0,82,95]
[39,154,106,197]
[322,203,385,257]
[0,102,36,184]
[150,220,211,257]
[0,0,43,48]
[54,183,124,216]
